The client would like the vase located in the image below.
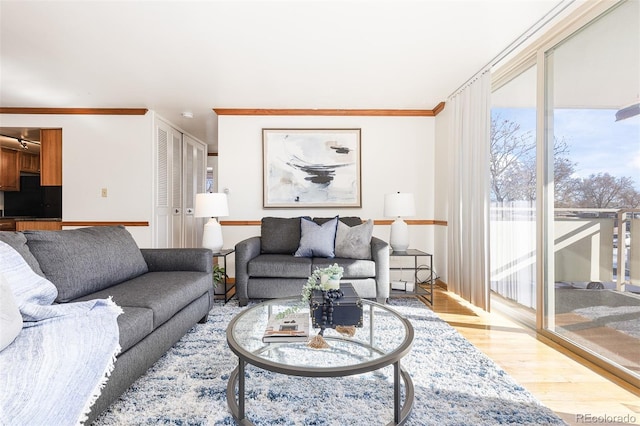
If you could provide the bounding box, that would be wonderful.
[320,273,342,290]
[326,274,341,290]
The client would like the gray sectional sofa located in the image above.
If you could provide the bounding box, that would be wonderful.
[0,226,213,423]
[235,216,389,306]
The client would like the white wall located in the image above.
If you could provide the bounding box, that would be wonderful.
[0,112,441,278]
[0,113,154,245]
[434,105,450,284]
[218,114,436,277]
[554,218,615,283]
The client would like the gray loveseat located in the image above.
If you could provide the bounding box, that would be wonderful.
[0,226,213,423]
[235,216,389,306]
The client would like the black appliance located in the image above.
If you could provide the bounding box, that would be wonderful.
[4,175,62,218]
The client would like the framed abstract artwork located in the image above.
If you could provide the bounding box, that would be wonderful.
[263,128,362,208]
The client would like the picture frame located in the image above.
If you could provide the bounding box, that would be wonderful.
[263,128,362,208]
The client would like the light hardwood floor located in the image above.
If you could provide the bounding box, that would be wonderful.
[423,286,640,426]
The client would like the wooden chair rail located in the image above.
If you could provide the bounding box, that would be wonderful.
[61,221,149,227]
[220,219,446,226]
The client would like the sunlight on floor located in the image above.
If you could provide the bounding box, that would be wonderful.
[426,285,640,426]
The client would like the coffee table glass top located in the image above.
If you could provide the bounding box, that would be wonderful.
[227,297,413,375]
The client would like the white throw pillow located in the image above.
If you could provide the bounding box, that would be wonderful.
[0,273,23,351]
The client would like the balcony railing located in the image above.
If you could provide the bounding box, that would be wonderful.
[490,206,639,308]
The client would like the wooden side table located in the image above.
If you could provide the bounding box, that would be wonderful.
[389,249,434,305]
[213,248,235,303]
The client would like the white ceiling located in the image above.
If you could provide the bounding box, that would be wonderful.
[0,0,569,149]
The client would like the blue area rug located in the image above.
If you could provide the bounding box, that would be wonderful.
[94,298,566,425]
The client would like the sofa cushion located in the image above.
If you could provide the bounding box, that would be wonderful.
[116,307,154,353]
[294,216,338,258]
[261,217,307,254]
[24,226,149,303]
[0,273,22,352]
[249,254,312,278]
[0,232,45,276]
[73,271,210,329]
[312,258,377,278]
[335,219,373,259]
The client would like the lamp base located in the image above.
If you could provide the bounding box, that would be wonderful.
[389,218,409,252]
[202,218,224,253]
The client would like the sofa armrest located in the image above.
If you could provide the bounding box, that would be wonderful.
[141,248,213,273]
[371,237,390,301]
[234,236,262,306]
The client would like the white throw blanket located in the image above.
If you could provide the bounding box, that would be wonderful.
[0,241,122,425]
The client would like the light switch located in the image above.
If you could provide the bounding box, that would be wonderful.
[101,188,108,198]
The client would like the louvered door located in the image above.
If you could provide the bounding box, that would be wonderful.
[154,119,206,248]
[182,134,206,247]
[154,120,183,248]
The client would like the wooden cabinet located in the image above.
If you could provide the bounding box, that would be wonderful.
[0,148,20,191]
[15,220,62,231]
[20,152,40,173]
[0,219,16,231]
[40,129,62,186]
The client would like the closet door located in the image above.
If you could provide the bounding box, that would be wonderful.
[154,123,170,248]
[182,134,206,248]
[170,130,183,248]
[154,119,206,248]
[154,120,183,248]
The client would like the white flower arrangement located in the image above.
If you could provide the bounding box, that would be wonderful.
[277,263,344,319]
[301,263,344,303]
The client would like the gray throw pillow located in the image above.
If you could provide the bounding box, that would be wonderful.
[261,217,309,254]
[24,226,149,303]
[0,273,22,351]
[335,219,373,259]
[0,232,45,277]
[294,216,339,258]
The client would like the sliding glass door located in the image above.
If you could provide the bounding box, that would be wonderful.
[490,66,538,324]
[543,0,639,383]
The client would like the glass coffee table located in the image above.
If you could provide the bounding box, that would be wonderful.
[226,297,414,425]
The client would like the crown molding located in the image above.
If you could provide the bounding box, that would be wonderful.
[213,103,445,117]
[0,107,148,115]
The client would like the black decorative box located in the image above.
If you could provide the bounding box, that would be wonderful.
[310,282,363,329]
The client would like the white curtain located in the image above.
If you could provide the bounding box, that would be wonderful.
[446,69,491,311]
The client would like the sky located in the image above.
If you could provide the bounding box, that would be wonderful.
[492,107,640,190]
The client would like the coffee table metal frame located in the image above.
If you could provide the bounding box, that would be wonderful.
[226,298,415,425]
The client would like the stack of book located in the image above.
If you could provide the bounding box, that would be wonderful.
[262,311,310,343]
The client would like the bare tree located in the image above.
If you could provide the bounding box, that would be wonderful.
[490,115,576,204]
[490,115,640,208]
[490,116,535,202]
[576,173,640,208]
[620,185,640,208]
[553,137,581,207]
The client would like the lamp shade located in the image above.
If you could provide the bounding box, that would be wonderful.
[384,192,416,217]
[195,193,229,218]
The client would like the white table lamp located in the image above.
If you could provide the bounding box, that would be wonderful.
[195,193,229,253]
[384,192,415,252]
